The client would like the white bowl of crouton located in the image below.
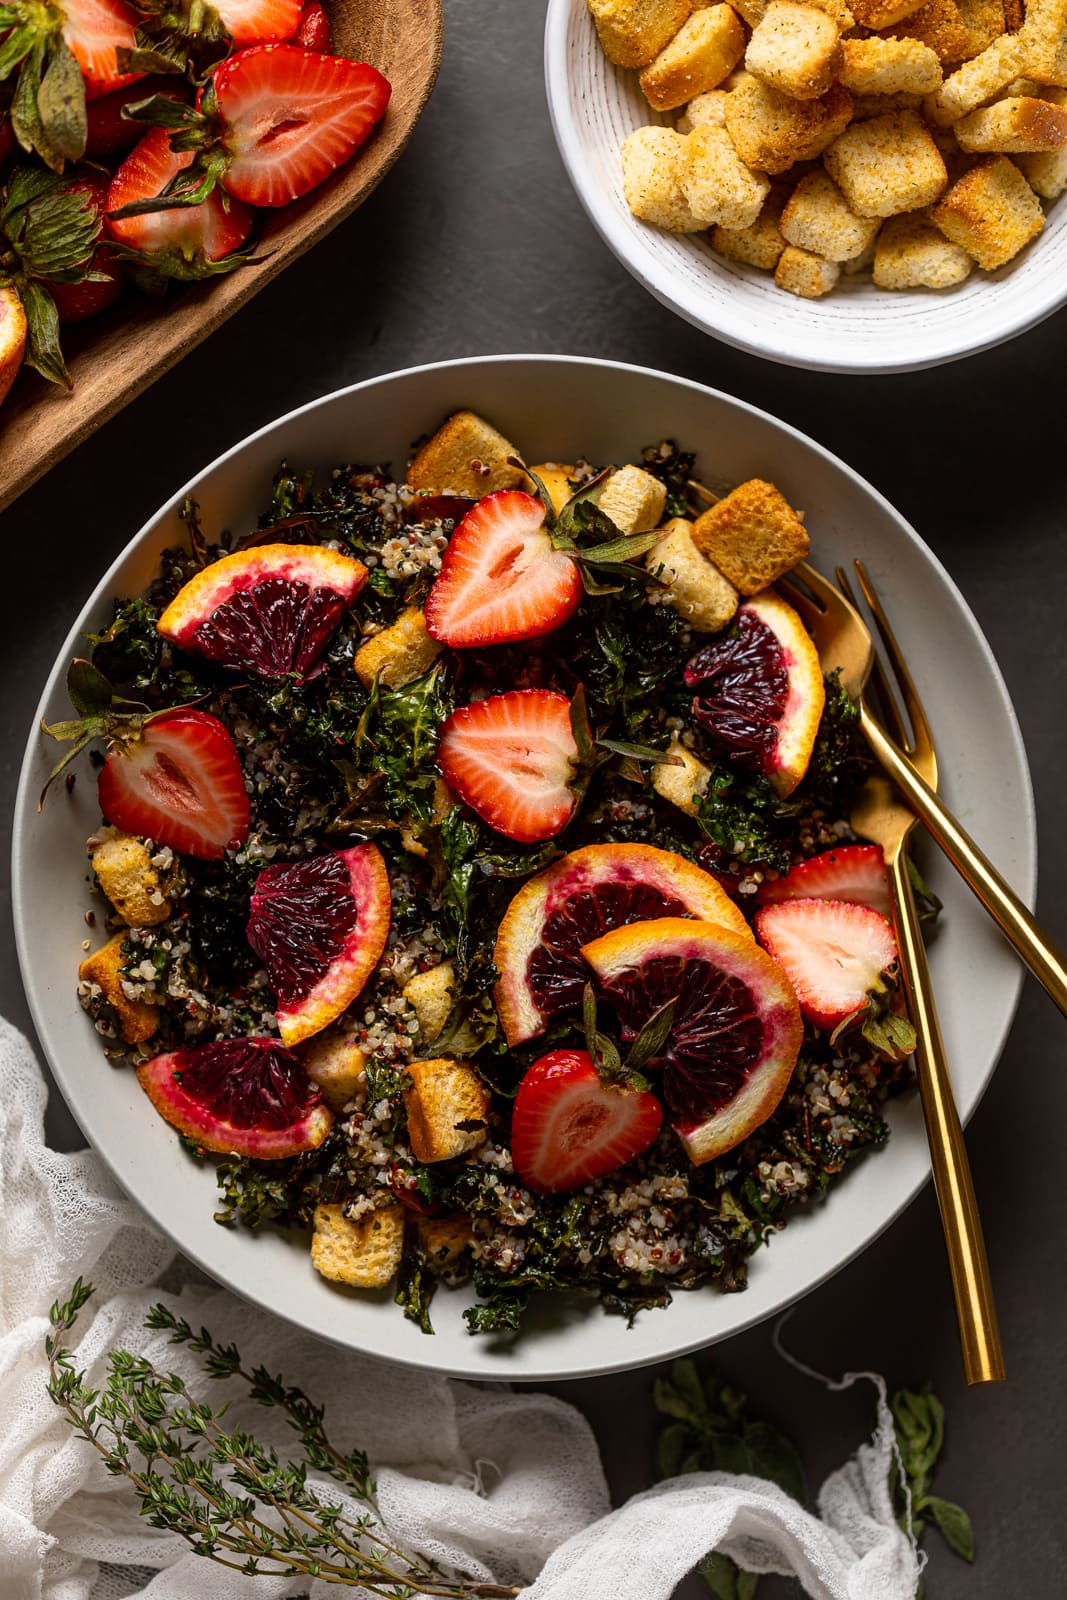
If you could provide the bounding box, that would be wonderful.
[545,0,1067,371]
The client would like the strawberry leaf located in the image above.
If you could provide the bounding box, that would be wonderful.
[36,36,86,165]
[625,996,676,1075]
[67,658,115,719]
[18,277,68,386]
[10,38,67,173]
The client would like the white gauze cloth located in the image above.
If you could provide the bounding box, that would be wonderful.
[0,1018,921,1600]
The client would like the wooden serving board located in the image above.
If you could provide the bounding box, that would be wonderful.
[0,0,443,512]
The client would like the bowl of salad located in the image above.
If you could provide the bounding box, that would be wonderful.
[13,354,1034,1380]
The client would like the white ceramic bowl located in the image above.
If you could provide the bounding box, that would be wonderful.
[13,355,1034,1380]
[544,0,1067,373]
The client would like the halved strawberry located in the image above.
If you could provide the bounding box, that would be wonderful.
[106,128,254,277]
[86,77,189,159]
[213,44,391,207]
[97,707,251,860]
[757,843,890,919]
[437,689,579,844]
[213,0,303,45]
[291,0,332,50]
[61,0,140,97]
[425,491,583,648]
[510,1049,663,1194]
[754,897,898,1032]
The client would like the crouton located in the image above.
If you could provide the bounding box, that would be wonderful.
[956,0,1007,55]
[1002,0,1023,23]
[621,126,704,230]
[646,518,740,631]
[850,91,926,119]
[682,124,771,226]
[354,607,443,690]
[838,38,943,96]
[78,936,159,1045]
[528,462,576,514]
[1017,93,1067,188]
[311,1203,405,1289]
[842,227,882,272]
[955,93,1067,147]
[402,961,455,1044]
[780,169,882,259]
[692,479,809,592]
[598,464,668,535]
[91,832,173,927]
[678,88,730,130]
[885,0,970,62]
[930,152,1044,265]
[872,211,974,282]
[926,31,1028,124]
[587,0,695,68]
[731,0,854,24]
[724,76,853,173]
[850,0,925,25]
[640,5,746,109]
[711,187,789,266]
[404,1058,490,1163]
[1021,0,1067,86]
[301,1031,367,1112]
[824,110,947,217]
[408,411,526,499]
[652,737,712,816]
[746,2,843,101]
[774,244,842,295]
[417,1213,473,1270]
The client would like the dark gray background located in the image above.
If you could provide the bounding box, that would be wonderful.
[3,1,1066,1594]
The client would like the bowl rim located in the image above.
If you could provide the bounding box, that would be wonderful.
[12,353,1037,1379]
[543,0,1067,375]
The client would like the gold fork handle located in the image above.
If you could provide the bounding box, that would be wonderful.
[861,706,1067,1020]
[887,848,1006,1386]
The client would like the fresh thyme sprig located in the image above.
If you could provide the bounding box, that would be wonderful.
[45,1281,520,1596]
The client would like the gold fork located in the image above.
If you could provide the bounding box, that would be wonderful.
[778,559,1005,1386]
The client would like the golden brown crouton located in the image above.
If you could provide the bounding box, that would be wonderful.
[1002,0,1024,24]
[640,5,746,109]
[838,38,943,96]
[588,0,694,68]
[91,832,173,927]
[621,126,704,230]
[774,244,842,296]
[780,169,882,259]
[956,0,1007,55]
[417,1213,473,1269]
[652,737,712,816]
[1021,0,1067,86]
[926,31,1028,123]
[598,464,668,535]
[850,0,925,25]
[824,110,947,217]
[930,153,1044,265]
[404,1058,490,1163]
[528,462,576,514]
[408,411,526,499]
[301,1031,366,1111]
[646,518,740,632]
[354,607,443,690]
[849,91,926,119]
[746,2,843,101]
[955,93,1067,148]
[711,188,789,267]
[78,936,159,1045]
[692,479,810,592]
[682,124,771,227]
[885,0,970,62]
[872,211,974,283]
[1017,93,1067,189]
[402,961,455,1044]
[678,88,730,130]
[724,76,853,173]
[310,1203,405,1289]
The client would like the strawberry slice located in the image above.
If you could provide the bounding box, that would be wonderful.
[437,689,579,844]
[425,491,582,648]
[754,897,898,1031]
[86,77,188,159]
[756,844,891,919]
[510,1049,663,1193]
[291,0,333,49]
[213,0,303,45]
[106,129,254,274]
[213,44,391,207]
[60,0,140,97]
[97,707,251,860]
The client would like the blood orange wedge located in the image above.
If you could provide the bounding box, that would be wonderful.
[138,1037,333,1158]
[493,842,753,1047]
[157,543,368,680]
[582,918,802,1165]
[246,845,390,1046]
[684,589,825,797]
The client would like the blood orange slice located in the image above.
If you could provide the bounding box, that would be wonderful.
[684,589,825,797]
[493,842,753,1047]
[157,543,368,680]
[138,1037,333,1158]
[582,918,802,1165]
[246,844,391,1046]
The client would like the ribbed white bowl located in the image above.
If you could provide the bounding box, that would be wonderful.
[545,0,1067,372]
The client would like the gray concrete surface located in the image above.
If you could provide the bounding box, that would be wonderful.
[2,1,1066,1594]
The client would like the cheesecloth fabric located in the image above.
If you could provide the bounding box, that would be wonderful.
[0,1018,921,1600]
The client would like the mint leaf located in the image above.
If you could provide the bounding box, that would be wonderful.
[924,1496,974,1562]
[653,1376,699,1425]
[743,1419,807,1504]
[699,1552,758,1600]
